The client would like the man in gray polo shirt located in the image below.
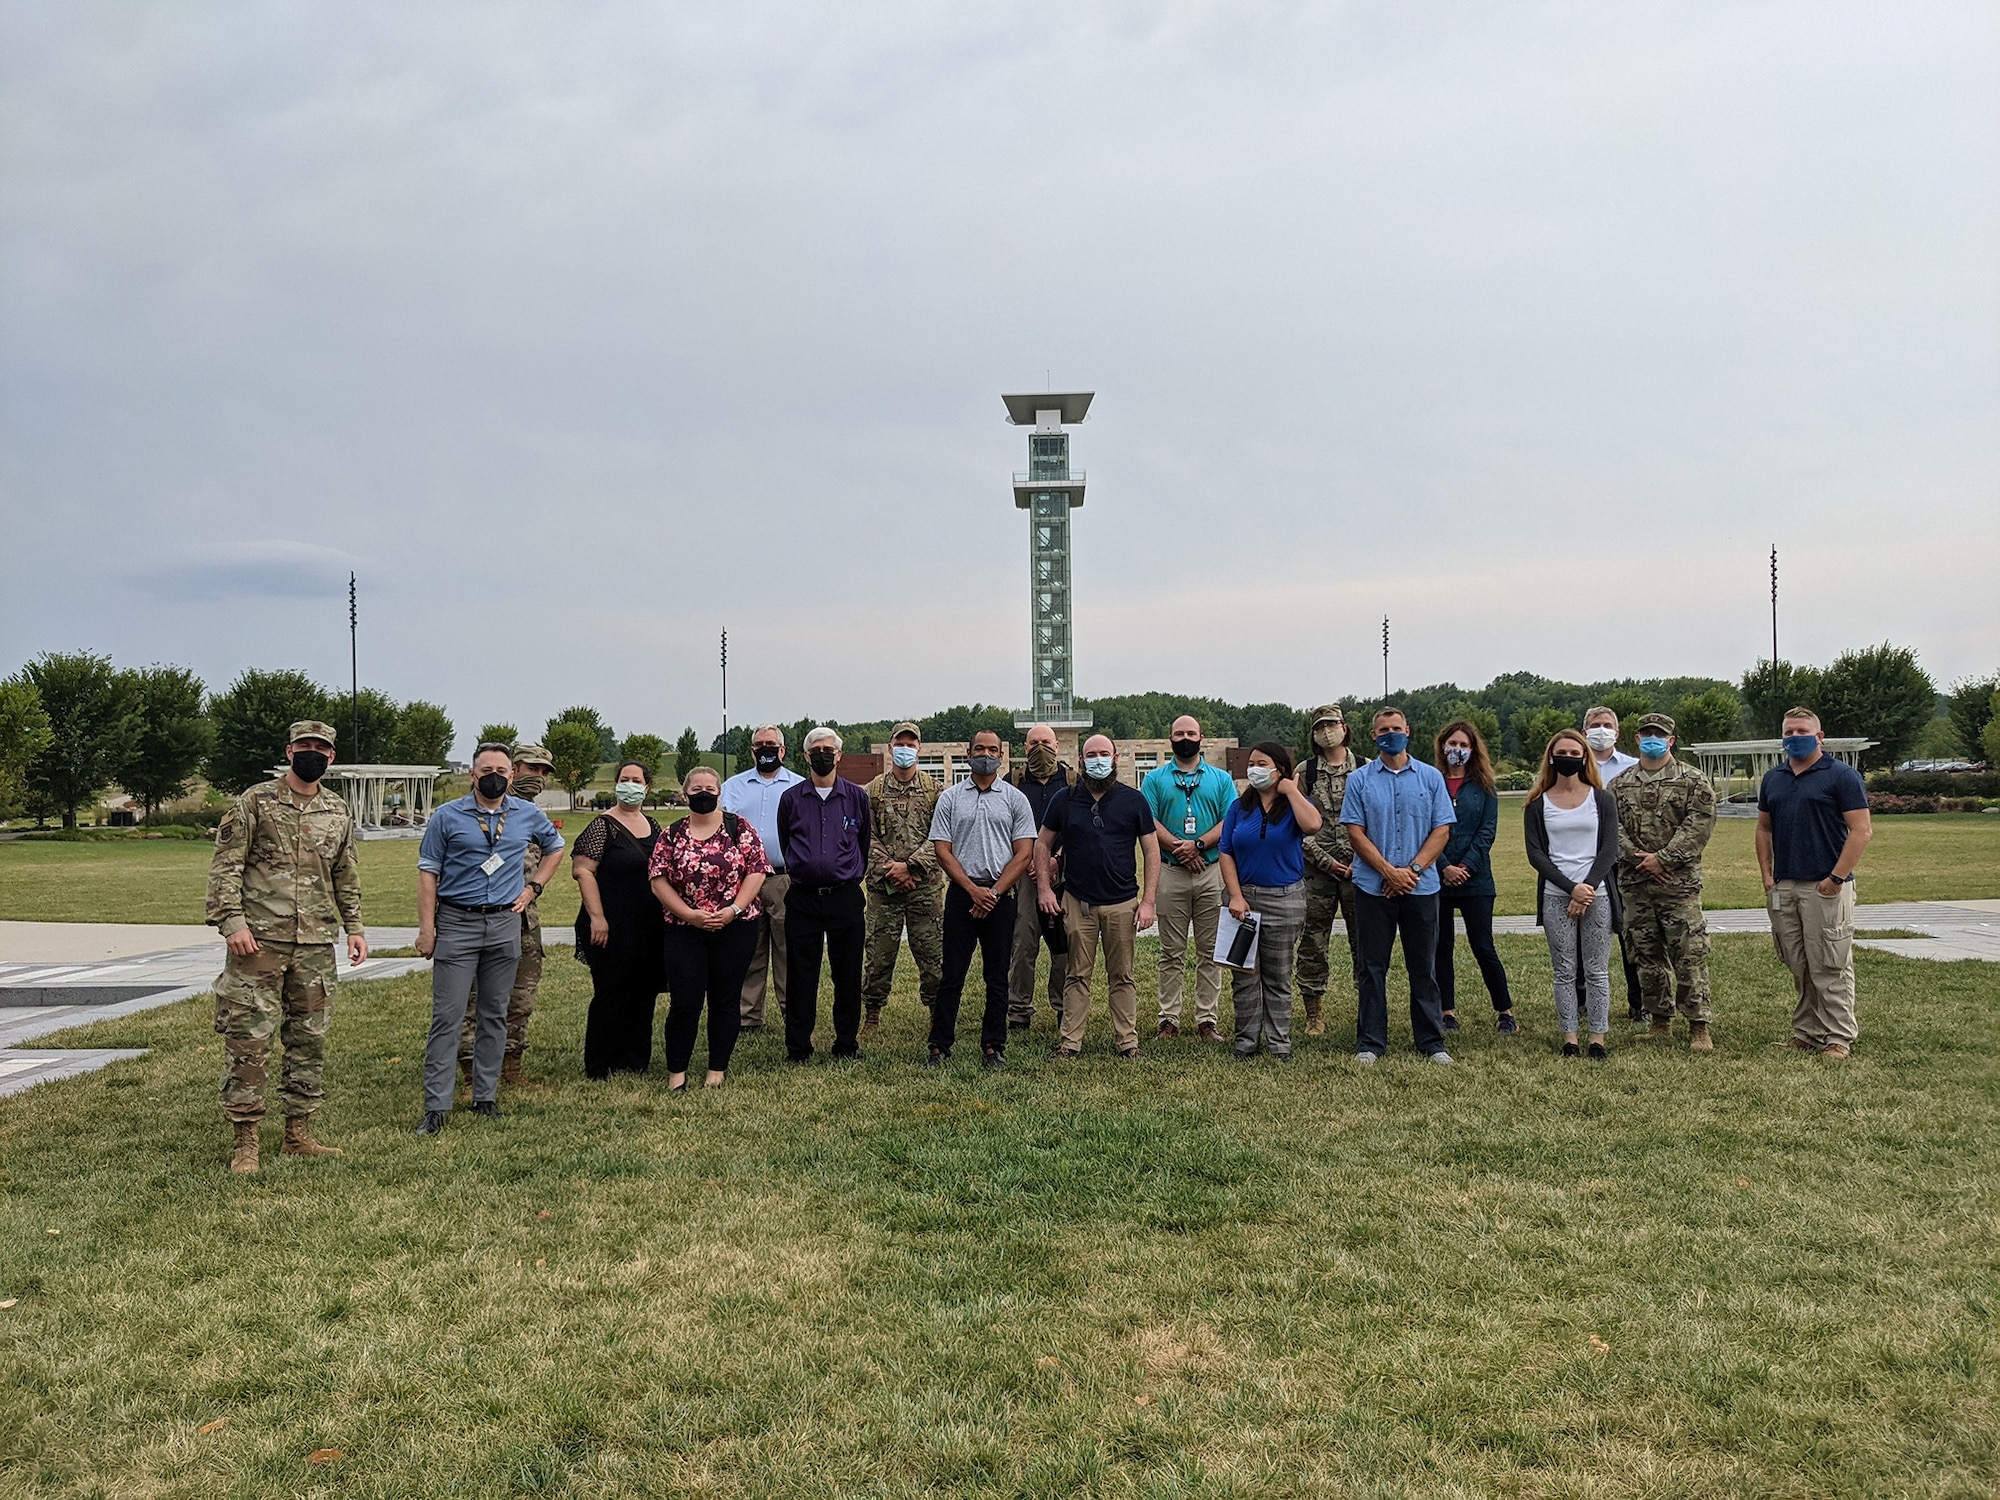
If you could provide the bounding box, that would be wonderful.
[925,729,1038,1067]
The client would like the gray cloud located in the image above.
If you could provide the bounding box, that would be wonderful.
[127,540,357,603]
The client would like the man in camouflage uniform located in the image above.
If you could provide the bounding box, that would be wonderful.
[861,722,943,1036]
[1612,711,1719,1051]
[204,720,367,1174]
[1294,704,1366,1036]
[458,743,556,1088]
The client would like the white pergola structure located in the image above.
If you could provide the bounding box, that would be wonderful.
[334,765,443,832]
[1687,738,1876,784]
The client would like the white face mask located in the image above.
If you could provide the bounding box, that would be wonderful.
[614,781,647,806]
[1246,765,1276,790]
[1083,755,1114,781]
[1585,726,1618,753]
[1313,725,1345,752]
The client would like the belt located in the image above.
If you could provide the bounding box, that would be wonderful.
[439,898,515,915]
[800,878,858,897]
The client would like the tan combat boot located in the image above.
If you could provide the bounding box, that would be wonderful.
[282,1116,343,1157]
[500,1053,524,1086]
[229,1121,260,1175]
[859,1005,883,1039]
[1642,1016,1674,1042]
[1304,996,1325,1037]
[1688,1022,1713,1052]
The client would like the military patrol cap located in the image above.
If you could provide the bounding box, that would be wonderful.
[1309,704,1345,726]
[512,743,556,769]
[1635,711,1676,736]
[288,720,337,746]
[890,722,922,740]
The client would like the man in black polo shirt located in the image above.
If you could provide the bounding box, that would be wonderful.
[1757,707,1873,1058]
[1035,733,1160,1059]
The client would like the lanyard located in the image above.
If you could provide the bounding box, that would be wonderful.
[474,806,507,848]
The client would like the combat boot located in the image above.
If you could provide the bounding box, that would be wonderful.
[500,1053,524,1086]
[1641,1016,1674,1041]
[1303,996,1325,1036]
[859,1005,883,1039]
[229,1121,260,1175]
[1688,1022,1713,1053]
[282,1116,343,1158]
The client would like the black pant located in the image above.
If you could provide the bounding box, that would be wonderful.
[1436,888,1513,1014]
[583,969,659,1079]
[662,920,756,1074]
[784,880,866,1060]
[1353,890,1447,1057]
[1575,928,1642,1014]
[930,884,1017,1056]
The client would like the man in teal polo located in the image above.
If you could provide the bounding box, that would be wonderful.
[1141,715,1238,1041]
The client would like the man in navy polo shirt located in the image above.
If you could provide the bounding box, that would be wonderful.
[1757,707,1872,1058]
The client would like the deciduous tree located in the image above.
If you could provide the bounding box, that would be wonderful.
[545,721,602,808]
[1815,643,1935,770]
[393,701,455,767]
[0,677,54,819]
[617,732,667,782]
[22,652,135,828]
[207,669,334,794]
[120,665,212,822]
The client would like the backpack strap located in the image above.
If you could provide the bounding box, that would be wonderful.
[1301,759,1320,795]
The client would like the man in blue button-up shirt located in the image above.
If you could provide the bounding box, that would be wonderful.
[1340,707,1456,1064]
[414,742,566,1133]
[722,725,805,1029]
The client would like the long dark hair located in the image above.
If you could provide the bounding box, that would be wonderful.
[1237,741,1296,826]
[1433,719,1494,793]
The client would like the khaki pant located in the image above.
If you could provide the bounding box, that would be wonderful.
[1770,879,1858,1048]
[740,872,789,1025]
[1058,893,1140,1053]
[1155,860,1223,1028]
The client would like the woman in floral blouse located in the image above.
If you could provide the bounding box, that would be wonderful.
[648,766,769,1090]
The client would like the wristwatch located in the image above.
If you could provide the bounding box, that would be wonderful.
[729,903,745,919]
[528,880,544,896]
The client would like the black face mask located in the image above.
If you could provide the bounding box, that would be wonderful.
[1172,739,1201,761]
[807,748,837,776]
[476,770,511,800]
[289,749,329,784]
[685,790,719,814]
[754,746,782,771]
[1550,754,1588,780]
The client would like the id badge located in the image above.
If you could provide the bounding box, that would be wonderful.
[479,851,505,877]
[1184,812,1197,835]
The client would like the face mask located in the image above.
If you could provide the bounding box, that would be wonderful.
[1246,764,1275,790]
[1550,753,1587,780]
[1083,755,1114,781]
[289,749,329,783]
[1374,731,1409,756]
[968,754,1001,777]
[1783,733,1819,759]
[1443,746,1471,768]
[1026,744,1057,777]
[891,745,918,769]
[511,773,545,798]
[808,748,837,776]
[685,789,719,814]
[753,746,783,771]
[1314,725,1345,752]
[614,780,647,806]
[1585,726,1618,753]
[1172,738,1201,761]
[1638,736,1670,761]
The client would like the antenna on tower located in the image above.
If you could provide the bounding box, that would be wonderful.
[1769,545,1779,665]
[1382,615,1390,698]
[720,628,730,778]
[348,573,359,756]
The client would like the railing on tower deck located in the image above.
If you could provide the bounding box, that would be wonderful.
[1013,470,1085,485]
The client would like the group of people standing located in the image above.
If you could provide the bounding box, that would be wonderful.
[201,698,1876,1169]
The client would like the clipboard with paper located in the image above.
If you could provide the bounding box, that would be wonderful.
[1213,908,1261,971]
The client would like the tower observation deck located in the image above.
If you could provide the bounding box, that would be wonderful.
[1003,392,1094,731]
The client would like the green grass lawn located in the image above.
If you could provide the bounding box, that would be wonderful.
[4,808,1997,928]
[2,936,1995,1496]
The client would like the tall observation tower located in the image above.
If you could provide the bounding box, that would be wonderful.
[1003,391,1095,731]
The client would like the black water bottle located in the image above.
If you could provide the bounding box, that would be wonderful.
[1225,911,1259,967]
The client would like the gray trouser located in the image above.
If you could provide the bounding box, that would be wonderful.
[1007,881,1067,1023]
[1233,880,1307,1056]
[1543,887,1612,1036]
[426,905,521,1113]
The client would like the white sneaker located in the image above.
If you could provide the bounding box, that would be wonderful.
[1428,1051,1454,1066]
[1354,1051,1377,1065]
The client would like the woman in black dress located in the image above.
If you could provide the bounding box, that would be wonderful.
[572,760,667,1077]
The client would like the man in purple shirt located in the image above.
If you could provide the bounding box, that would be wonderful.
[777,726,874,1062]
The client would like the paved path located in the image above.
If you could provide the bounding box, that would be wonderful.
[1,904,1994,1098]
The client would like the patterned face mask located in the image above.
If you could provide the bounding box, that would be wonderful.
[511,774,546,798]
[1444,746,1471,767]
[1026,745,1058,777]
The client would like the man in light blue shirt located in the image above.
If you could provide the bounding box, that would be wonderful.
[721,724,804,1028]
[1339,707,1457,1064]
[415,741,566,1133]
[1140,716,1238,1040]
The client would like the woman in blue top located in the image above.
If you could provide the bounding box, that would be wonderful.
[1218,742,1323,1059]
[1432,720,1516,1035]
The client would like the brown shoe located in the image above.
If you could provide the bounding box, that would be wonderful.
[281,1115,343,1158]
[1774,1037,1817,1051]
[1641,1017,1674,1041]
[1157,1020,1179,1039]
[1303,997,1325,1036]
[1819,1042,1851,1059]
[229,1120,259,1175]
[859,1006,883,1039]
[500,1053,524,1086]
[1688,1022,1713,1053]
[1197,1021,1222,1042]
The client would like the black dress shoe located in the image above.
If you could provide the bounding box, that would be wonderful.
[1006,1018,1031,1032]
[1561,1042,1581,1058]
[471,1100,501,1119]
[980,1047,1004,1069]
[415,1110,446,1136]
[923,1048,948,1068]
[1441,1012,1460,1032]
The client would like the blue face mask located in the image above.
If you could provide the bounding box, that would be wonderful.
[1374,731,1409,756]
[1783,733,1819,760]
[1083,755,1114,780]
[1638,736,1670,761]
[891,745,917,769]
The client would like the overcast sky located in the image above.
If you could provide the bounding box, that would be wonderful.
[3,1,1994,753]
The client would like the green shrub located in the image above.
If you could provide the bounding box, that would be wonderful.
[1866,772,2000,798]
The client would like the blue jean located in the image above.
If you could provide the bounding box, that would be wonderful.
[1352,891,1447,1058]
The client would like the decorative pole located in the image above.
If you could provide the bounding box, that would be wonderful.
[720,628,730,778]
[1770,545,1779,665]
[1382,615,1390,698]
[348,572,359,756]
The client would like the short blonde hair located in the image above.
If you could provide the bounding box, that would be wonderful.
[1782,707,1821,728]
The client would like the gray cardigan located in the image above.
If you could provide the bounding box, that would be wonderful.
[1522,787,1622,930]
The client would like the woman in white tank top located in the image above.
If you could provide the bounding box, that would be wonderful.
[1523,729,1621,1058]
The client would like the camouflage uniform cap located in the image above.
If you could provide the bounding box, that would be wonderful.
[1309,704,1344,726]
[512,743,556,769]
[1635,712,1676,736]
[890,722,922,740]
[289,720,337,746]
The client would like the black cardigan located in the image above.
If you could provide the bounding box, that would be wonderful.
[1522,788,1622,931]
